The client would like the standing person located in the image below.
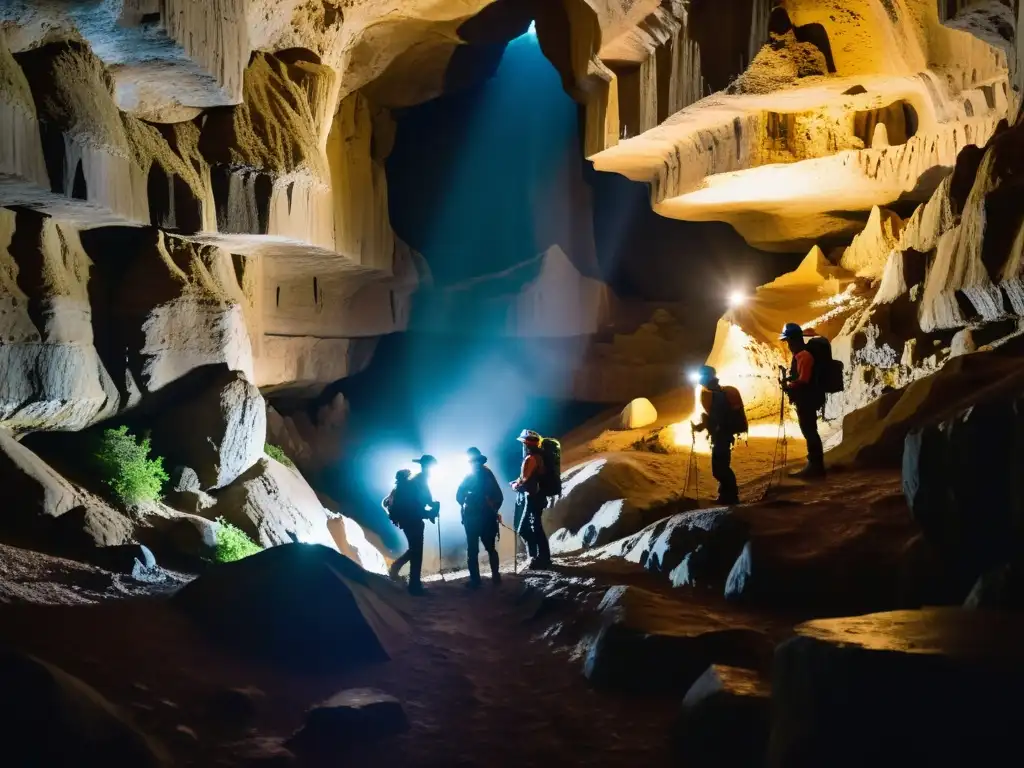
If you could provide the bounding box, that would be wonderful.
[691,365,744,504]
[511,429,551,569]
[780,322,826,478]
[457,447,504,588]
[386,455,440,595]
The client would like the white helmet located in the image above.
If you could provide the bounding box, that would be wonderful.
[516,429,541,444]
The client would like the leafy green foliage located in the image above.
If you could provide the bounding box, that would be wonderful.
[214,518,262,562]
[264,442,295,469]
[93,425,169,506]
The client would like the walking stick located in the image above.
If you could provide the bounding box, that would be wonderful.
[435,516,446,582]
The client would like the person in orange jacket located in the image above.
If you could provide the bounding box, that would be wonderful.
[511,429,551,569]
[780,322,825,478]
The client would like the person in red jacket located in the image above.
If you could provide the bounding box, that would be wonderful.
[780,322,825,478]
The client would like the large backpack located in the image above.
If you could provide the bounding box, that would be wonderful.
[806,335,844,394]
[720,386,749,436]
[538,438,562,497]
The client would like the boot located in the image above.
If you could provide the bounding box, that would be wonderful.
[464,579,481,590]
[716,493,740,505]
[790,462,826,480]
[387,562,403,583]
[408,582,427,596]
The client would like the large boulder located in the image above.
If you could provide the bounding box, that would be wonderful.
[326,516,388,575]
[585,506,748,590]
[768,609,1024,768]
[545,455,681,555]
[287,688,408,755]
[171,544,409,671]
[675,664,771,768]
[134,504,220,565]
[903,392,1024,591]
[0,648,168,766]
[150,366,265,491]
[207,456,336,549]
[724,492,918,617]
[0,428,133,551]
[581,585,772,693]
[620,397,657,429]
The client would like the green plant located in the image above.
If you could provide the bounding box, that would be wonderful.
[264,442,296,469]
[214,518,263,562]
[93,425,169,506]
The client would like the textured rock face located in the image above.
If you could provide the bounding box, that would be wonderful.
[207,456,337,549]
[593,0,1015,250]
[769,609,1024,767]
[149,366,266,491]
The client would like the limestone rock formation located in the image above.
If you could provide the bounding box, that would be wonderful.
[545,455,683,555]
[593,0,1015,251]
[0,208,119,432]
[149,366,265,491]
[0,428,133,551]
[207,455,337,550]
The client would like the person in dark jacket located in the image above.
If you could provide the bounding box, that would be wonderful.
[386,455,440,595]
[692,365,740,504]
[780,322,826,478]
[511,429,551,569]
[457,447,504,588]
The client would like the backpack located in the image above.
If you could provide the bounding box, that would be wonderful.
[805,335,844,394]
[538,438,562,497]
[720,386,749,436]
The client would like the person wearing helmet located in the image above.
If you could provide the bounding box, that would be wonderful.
[691,365,741,504]
[387,454,440,595]
[511,429,551,568]
[780,322,825,478]
[457,447,504,588]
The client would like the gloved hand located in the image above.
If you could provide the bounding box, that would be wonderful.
[691,421,706,433]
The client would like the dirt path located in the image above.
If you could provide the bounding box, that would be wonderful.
[0,555,677,767]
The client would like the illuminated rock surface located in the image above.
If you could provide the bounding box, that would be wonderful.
[769,608,1024,767]
[593,0,1016,251]
[0,1,1023,765]
[675,664,772,768]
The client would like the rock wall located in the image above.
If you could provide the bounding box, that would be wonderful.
[703,97,1024,458]
[592,0,1017,251]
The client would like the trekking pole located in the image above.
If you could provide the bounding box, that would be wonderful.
[434,506,446,583]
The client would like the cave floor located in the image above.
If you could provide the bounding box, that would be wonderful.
[0,467,904,766]
[0,555,677,766]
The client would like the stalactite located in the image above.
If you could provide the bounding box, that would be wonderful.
[159,0,249,103]
[64,136,149,224]
[267,176,335,253]
[0,101,49,193]
[747,0,772,70]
